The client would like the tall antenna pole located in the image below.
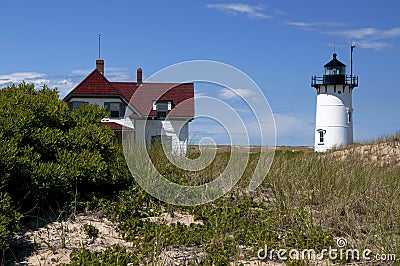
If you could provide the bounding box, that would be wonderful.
[98,34,101,59]
[351,42,356,84]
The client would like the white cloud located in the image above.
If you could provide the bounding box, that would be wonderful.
[326,27,400,50]
[0,72,81,98]
[285,20,344,31]
[107,67,131,81]
[273,113,314,146]
[206,3,271,19]
[327,27,400,40]
[357,40,392,50]
[219,88,255,100]
[282,16,400,51]
[274,113,304,134]
[194,91,207,98]
[0,66,138,99]
[71,67,132,81]
[0,72,47,85]
[327,27,378,40]
[48,78,77,98]
[383,27,400,38]
[274,9,287,15]
[70,69,91,75]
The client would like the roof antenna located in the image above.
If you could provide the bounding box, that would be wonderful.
[333,40,336,53]
[98,34,101,59]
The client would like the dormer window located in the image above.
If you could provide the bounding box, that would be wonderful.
[104,102,126,118]
[153,100,172,119]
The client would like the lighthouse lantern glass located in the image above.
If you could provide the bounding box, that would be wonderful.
[324,66,345,75]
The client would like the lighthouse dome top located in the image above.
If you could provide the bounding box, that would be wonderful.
[324,53,346,68]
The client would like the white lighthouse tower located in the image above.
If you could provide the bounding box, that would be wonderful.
[311,49,358,152]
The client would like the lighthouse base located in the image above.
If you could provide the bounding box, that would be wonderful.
[314,126,349,152]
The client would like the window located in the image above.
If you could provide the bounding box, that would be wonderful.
[155,101,171,119]
[109,102,120,118]
[317,129,326,145]
[104,102,126,118]
[68,101,88,110]
[325,68,339,75]
[325,66,345,75]
[346,108,352,123]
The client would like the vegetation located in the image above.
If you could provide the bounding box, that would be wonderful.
[0,83,399,265]
[0,83,130,257]
[69,245,139,266]
[83,224,99,239]
[69,148,400,265]
[0,192,21,251]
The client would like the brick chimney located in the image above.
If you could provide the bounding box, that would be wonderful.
[96,59,104,75]
[137,68,142,84]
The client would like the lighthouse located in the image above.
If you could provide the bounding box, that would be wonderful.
[311,48,358,152]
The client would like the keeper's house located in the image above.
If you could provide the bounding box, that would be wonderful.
[64,59,194,154]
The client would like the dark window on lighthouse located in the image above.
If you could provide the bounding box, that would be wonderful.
[319,131,324,143]
[317,129,326,145]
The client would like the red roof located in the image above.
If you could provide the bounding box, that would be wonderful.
[100,122,134,131]
[109,81,138,101]
[65,69,194,118]
[68,69,120,95]
[101,122,123,130]
[129,83,194,117]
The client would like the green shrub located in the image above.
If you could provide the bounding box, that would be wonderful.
[0,83,132,213]
[0,192,21,251]
[83,224,99,238]
[69,245,139,265]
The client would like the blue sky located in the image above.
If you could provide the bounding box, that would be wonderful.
[1,0,400,146]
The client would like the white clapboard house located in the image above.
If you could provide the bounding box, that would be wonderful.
[64,59,194,154]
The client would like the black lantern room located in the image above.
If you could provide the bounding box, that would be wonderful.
[312,53,358,89]
[323,53,346,84]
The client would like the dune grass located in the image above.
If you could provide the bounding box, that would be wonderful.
[58,137,400,265]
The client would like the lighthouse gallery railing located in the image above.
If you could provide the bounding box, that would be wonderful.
[311,75,358,87]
